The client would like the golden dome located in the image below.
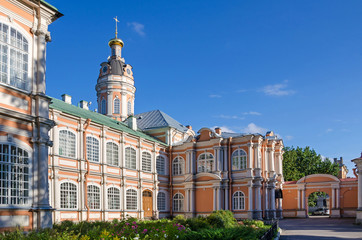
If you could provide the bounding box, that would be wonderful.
[108,38,124,47]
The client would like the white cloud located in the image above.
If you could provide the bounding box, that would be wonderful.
[285,135,294,140]
[242,123,267,134]
[211,126,235,133]
[261,80,295,96]
[209,94,222,98]
[326,128,333,133]
[127,22,145,36]
[243,111,262,116]
[214,114,245,120]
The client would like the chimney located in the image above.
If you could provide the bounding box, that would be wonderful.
[186,125,192,130]
[128,115,137,131]
[340,157,343,164]
[79,100,89,110]
[215,127,221,135]
[61,94,72,104]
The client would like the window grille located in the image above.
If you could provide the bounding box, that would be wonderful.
[60,182,77,209]
[233,191,245,210]
[142,152,152,172]
[114,98,120,114]
[106,142,119,166]
[197,153,214,173]
[232,149,247,170]
[0,144,29,205]
[173,193,184,212]
[0,23,29,91]
[87,185,100,210]
[156,156,165,175]
[126,189,137,210]
[172,157,184,175]
[107,187,120,210]
[125,147,136,169]
[86,136,99,163]
[157,192,166,211]
[59,130,76,158]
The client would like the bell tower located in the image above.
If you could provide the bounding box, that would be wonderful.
[95,17,135,121]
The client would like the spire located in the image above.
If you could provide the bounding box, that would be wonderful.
[114,16,119,38]
[108,16,124,48]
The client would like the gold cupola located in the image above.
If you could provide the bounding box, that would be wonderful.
[108,37,124,47]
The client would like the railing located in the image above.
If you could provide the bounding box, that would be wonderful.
[260,220,278,240]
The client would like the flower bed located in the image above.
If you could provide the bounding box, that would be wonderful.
[0,211,272,240]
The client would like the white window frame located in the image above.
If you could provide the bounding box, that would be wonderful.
[141,151,152,172]
[86,135,99,163]
[232,149,247,170]
[156,155,166,175]
[233,191,245,210]
[0,142,31,206]
[127,100,132,116]
[172,156,184,176]
[173,193,184,212]
[59,180,78,209]
[0,18,32,92]
[197,153,214,173]
[157,191,167,211]
[126,188,137,210]
[106,141,119,166]
[87,184,101,210]
[58,129,76,158]
[113,97,120,114]
[125,146,136,170]
[107,186,120,210]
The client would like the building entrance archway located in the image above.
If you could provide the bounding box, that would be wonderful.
[307,191,330,217]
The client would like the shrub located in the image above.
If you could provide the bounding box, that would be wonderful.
[206,210,237,229]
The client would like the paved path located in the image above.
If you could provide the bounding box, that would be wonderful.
[279,216,362,239]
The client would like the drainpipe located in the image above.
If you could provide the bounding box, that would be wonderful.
[228,137,233,210]
[169,145,173,216]
[83,119,91,220]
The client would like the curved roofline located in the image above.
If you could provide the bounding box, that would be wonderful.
[297,174,340,183]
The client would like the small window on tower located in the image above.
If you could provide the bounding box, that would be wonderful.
[101,99,106,114]
[114,98,120,114]
[112,48,116,56]
[127,101,132,116]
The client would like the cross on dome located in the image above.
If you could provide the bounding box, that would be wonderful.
[113,16,119,38]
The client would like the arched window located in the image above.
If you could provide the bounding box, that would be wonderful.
[197,153,214,173]
[106,142,118,166]
[233,191,245,210]
[0,144,29,205]
[114,98,120,114]
[126,189,137,210]
[125,147,136,170]
[142,152,152,172]
[87,185,100,210]
[86,136,99,163]
[172,157,184,176]
[60,182,77,209]
[156,155,165,175]
[101,99,106,114]
[232,149,247,170]
[0,23,29,91]
[127,101,132,116]
[108,187,120,210]
[157,192,166,211]
[173,193,184,212]
[59,130,76,158]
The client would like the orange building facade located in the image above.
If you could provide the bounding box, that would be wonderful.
[0,0,62,230]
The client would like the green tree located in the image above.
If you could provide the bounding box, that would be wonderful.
[282,146,340,182]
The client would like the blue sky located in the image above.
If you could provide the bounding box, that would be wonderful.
[46,0,362,175]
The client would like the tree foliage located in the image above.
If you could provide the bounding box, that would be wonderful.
[282,146,340,182]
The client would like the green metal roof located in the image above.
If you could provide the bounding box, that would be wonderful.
[49,97,168,146]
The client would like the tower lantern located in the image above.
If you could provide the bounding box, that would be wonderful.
[95,17,135,121]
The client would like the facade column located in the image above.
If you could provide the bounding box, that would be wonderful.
[121,92,127,121]
[331,186,341,218]
[332,188,336,209]
[213,187,217,211]
[352,157,362,223]
[248,185,253,219]
[264,186,269,219]
[296,184,307,218]
[225,187,229,210]
[270,184,276,219]
[247,143,253,170]
[190,188,195,216]
[254,184,262,219]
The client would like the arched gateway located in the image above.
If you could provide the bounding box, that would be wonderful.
[282,174,358,218]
